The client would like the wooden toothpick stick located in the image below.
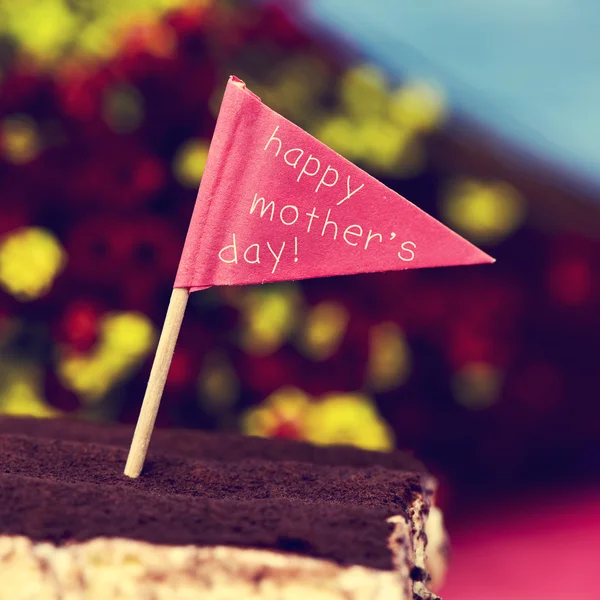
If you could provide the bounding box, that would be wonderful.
[124,287,189,478]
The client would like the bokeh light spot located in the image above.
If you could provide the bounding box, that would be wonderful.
[1,0,78,64]
[359,118,424,175]
[452,362,502,410]
[198,351,239,413]
[305,392,394,451]
[389,81,446,132]
[102,84,145,134]
[340,65,388,119]
[0,378,59,418]
[240,285,302,356]
[1,115,41,164]
[442,178,526,244]
[242,386,311,440]
[173,139,210,188]
[243,386,393,451]
[315,116,363,161]
[299,301,349,361]
[0,228,66,301]
[58,311,155,402]
[366,322,412,392]
[0,364,59,418]
[100,312,155,358]
[548,258,593,306]
[0,0,206,66]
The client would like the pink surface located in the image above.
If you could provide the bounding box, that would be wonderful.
[175,77,493,291]
[441,489,600,600]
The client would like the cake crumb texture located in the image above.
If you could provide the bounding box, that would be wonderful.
[0,536,412,600]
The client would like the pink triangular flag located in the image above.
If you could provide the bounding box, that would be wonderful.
[175,76,493,291]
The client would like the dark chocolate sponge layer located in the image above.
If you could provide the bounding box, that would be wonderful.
[0,416,425,472]
[0,417,428,570]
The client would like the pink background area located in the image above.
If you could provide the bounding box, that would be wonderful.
[441,488,600,599]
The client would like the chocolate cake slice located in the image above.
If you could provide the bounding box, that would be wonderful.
[0,416,448,599]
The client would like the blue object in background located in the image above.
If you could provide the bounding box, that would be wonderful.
[299,0,600,191]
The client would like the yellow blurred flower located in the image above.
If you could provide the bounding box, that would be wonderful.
[298,301,348,361]
[315,64,440,177]
[305,393,394,452]
[1,115,41,164]
[1,0,78,64]
[358,118,425,176]
[0,228,66,301]
[366,322,412,392]
[315,115,364,161]
[173,139,210,188]
[442,178,526,244]
[239,285,302,356]
[243,386,311,440]
[389,81,446,133]
[58,311,155,402]
[340,65,388,119]
[0,0,212,67]
[100,312,155,359]
[59,353,113,400]
[0,375,59,418]
[243,387,394,452]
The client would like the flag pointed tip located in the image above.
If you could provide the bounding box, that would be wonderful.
[450,232,495,267]
[468,247,496,266]
[229,75,246,88]
[481,250,496,264]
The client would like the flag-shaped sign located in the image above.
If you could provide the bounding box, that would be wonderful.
[125,76,494,479]
[175,76,493,292]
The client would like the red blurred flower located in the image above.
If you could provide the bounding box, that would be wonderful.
[548,258,594,307]
[166,347,195,390]
[56,67,111,121]
[64,138,165,211]
[57,300,102,352]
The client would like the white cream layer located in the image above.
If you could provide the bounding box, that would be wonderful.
[1,536,410,600]
[0,492,447,600]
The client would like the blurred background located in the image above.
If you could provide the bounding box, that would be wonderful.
[0,1,599,597]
